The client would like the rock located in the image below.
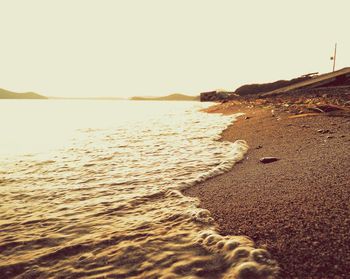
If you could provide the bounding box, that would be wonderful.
[256,145,263,149]
[245,116,250,120]
[260,157,279,164]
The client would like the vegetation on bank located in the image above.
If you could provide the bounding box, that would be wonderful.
[234,76,311,96]
[200,67,350,102]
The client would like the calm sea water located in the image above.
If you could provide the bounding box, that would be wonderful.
[0,100,278,278]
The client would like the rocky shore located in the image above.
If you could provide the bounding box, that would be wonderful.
[184,92,350,278]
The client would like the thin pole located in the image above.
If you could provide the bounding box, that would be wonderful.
[333,43,337,72]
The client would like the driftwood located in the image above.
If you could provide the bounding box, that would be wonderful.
[315,104,350,112]
[302,103,350,116]
[307,107,325,113]
[288,113,322,119]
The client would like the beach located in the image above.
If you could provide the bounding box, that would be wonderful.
[184,101,350,278]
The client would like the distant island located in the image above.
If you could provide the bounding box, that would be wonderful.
[49,96,125,101]
[130,93,199,101]
[0,88,46,99]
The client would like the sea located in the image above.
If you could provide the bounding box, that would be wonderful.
[0,100,278,278]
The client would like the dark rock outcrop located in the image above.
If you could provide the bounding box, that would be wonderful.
[200,91,237,102]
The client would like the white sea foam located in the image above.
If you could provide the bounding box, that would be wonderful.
[0,100,278,278]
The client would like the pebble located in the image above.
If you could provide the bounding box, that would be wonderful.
[259,157,279,164]
[317,129,330,134]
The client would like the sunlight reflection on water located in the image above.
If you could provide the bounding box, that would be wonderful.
[0,100,278,278]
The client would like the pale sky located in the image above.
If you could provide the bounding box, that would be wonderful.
[1,0,349,97]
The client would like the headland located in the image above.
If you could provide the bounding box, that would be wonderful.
[0,88,46,99]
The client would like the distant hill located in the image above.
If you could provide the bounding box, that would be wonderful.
[0,88,47,99]
[130,93,199,101]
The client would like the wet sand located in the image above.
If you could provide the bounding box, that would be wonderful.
[184,104,350,278]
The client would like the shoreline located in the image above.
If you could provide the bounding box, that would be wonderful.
[184,102,350,278]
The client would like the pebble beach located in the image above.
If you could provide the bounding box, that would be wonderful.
[184,102,350,278]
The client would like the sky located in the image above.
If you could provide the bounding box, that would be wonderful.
[0,0,349,98]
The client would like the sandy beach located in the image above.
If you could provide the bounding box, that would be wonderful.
[184,102,350,278]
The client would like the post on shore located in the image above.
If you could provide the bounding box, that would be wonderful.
[331,43,337,72]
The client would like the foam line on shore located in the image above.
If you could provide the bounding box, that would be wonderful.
[179,139,249,191]
[178,112,279,278]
